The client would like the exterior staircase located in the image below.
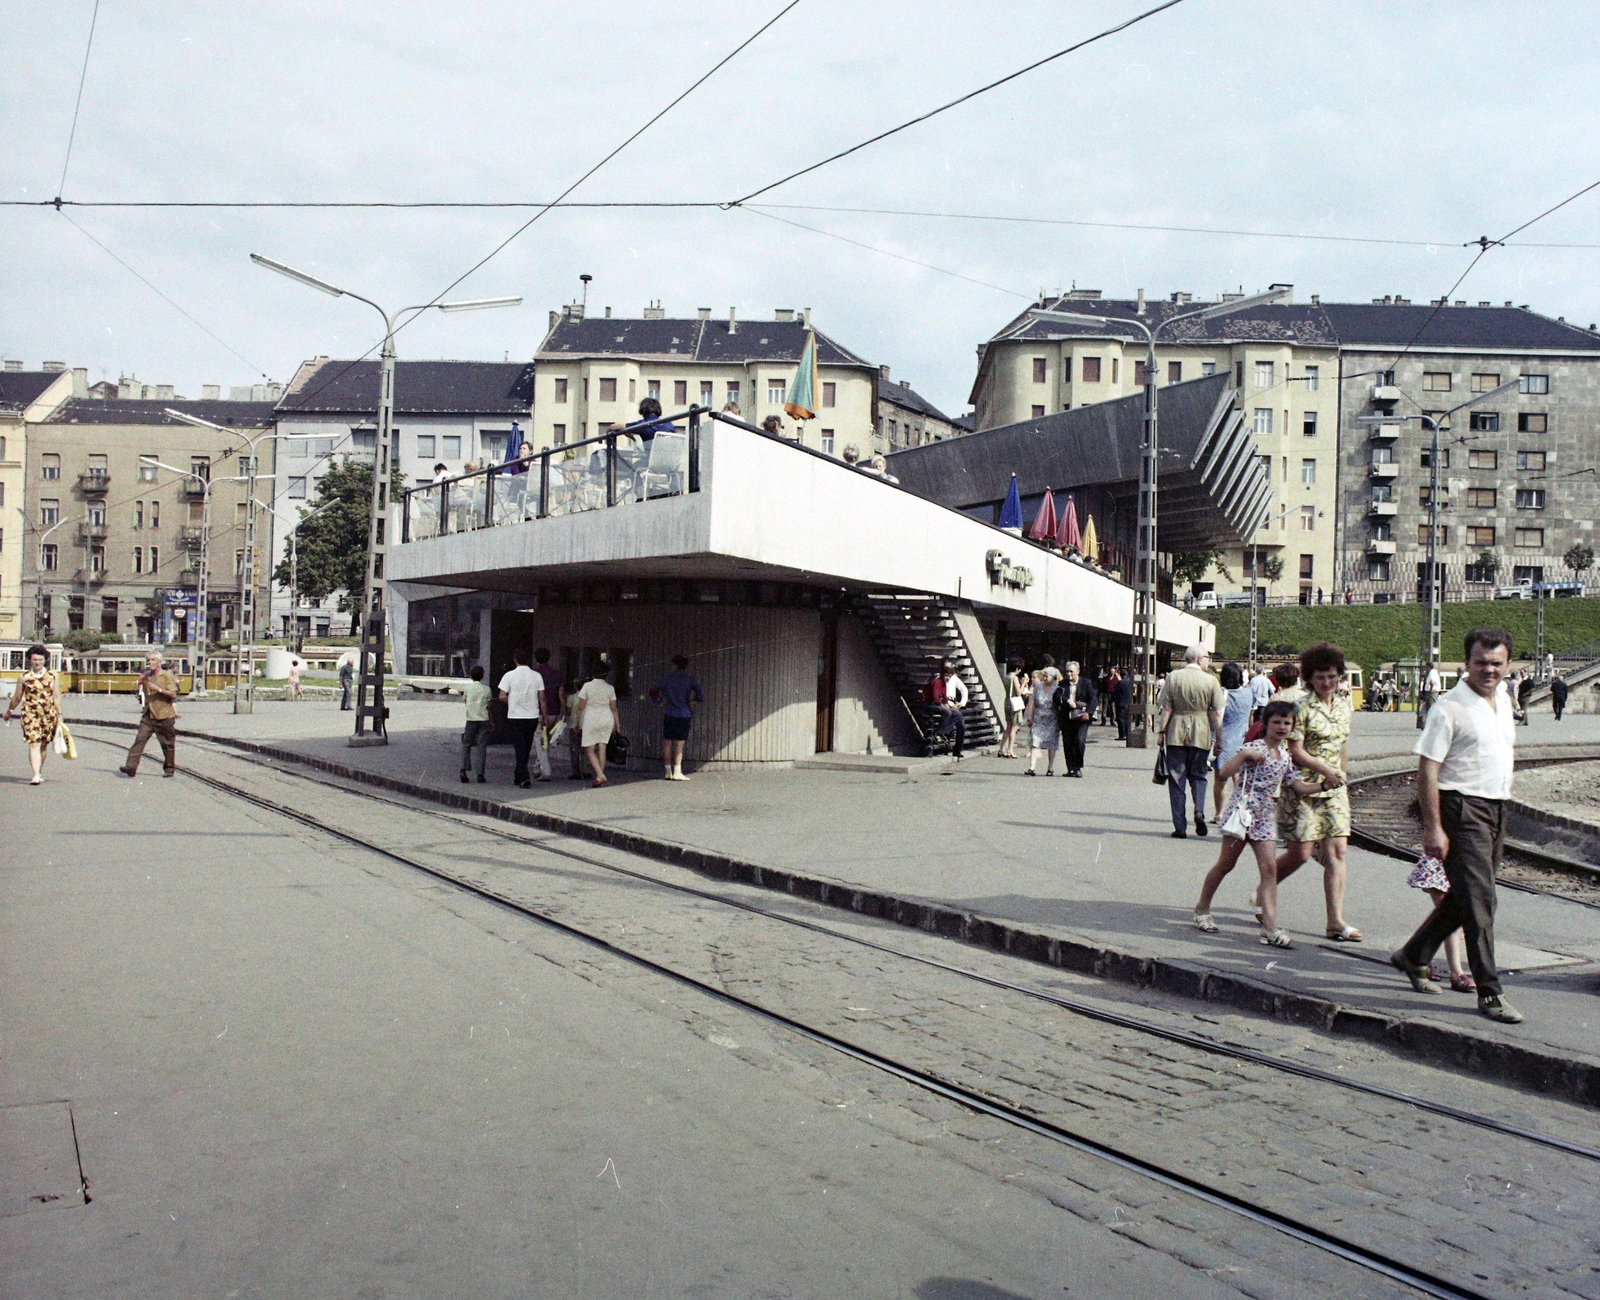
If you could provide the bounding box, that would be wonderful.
[1527,634,1600,708]
[853,592,1002,754]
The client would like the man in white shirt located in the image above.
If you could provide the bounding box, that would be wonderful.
[1248,667,1274,717]
[1419,663,1443,725]
[497,647,544,789]
[1392,628,1522,1023]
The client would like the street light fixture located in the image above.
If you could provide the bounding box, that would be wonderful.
[1023,287,1292,747]
[260,497,335,651]
[1358,376,1520,724]
[251,252,521,746]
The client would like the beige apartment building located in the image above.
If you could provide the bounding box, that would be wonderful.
[534,305,879,459]
[25,399,278,643]
[0,365,76,636]
[971,290,1343,603]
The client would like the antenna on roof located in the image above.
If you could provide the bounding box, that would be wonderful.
[579,274,592,312]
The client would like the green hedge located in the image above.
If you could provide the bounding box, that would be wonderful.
[1204,597,1600,668]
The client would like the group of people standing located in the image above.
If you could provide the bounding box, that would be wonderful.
[999,655,1123,776]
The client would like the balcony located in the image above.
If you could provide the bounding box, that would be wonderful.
[176,568,199,587]
[181,476,209,498]
[1369,462,1399,480]
[1368,500,1398,517]
[77,469,111,493]
[73,567,108,585]
[78,522,109,543]
[1372,385,1402,405]
[180,526,206,549]
[1366,539,1397,556]
[1367,423,1401,441]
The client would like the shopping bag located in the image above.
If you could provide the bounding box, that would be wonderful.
[1152,748,1169,784]
[605,733,630,766]
[56,721,78,760]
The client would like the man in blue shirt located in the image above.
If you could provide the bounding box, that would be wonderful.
[649,655,703,781]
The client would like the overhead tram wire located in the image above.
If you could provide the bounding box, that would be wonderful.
[54,0,102,203]
[724,0,1188,208]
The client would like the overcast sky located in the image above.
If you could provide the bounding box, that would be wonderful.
[5,0,1598,416]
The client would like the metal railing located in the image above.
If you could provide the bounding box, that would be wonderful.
[402,406,713,543]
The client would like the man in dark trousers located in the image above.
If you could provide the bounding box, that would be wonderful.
[1114,667,1132,741]
[1392,628,1523,1023]
[1550,674,1569,721]
[926,659,968,759]
[120,650,179,778]
[1056,660,1097,777]
[339,657,354,710]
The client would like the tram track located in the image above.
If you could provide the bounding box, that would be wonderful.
[76,727,1600,1300]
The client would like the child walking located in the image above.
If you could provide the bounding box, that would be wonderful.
[1192,700,1325,947]
[1407,855,1475,993]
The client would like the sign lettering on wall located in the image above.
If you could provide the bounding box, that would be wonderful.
[985,549,1035,590]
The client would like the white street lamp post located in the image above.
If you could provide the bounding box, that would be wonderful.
[1025,287,1291,747]
[250,253,519,745]
[261,498,334,651]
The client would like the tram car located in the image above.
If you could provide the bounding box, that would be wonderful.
[66,644,197,694]
[0,641,71,691]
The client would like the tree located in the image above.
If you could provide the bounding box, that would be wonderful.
[1171,549,1234,591]
[62,629,121,652]
[1565,542,1595,579]
[273,461,372,613]
[1474,549,1499,585]
[1261,553,1284,602]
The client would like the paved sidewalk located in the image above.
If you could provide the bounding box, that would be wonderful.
[61,696,1600,1098]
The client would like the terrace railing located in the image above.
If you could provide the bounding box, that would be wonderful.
[401,406,716,543]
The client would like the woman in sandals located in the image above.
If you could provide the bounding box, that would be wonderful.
[1193,700,1324,947]
[3,644,63,786]
[1273,643,1363,943]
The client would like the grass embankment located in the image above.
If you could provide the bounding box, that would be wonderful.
[1205,597,1600,668]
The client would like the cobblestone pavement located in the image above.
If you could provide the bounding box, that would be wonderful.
[194,740,1600,1300]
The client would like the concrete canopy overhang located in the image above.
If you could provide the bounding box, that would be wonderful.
[388,421,1214,651]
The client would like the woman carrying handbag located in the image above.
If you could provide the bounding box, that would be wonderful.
[1191,700,1325,947]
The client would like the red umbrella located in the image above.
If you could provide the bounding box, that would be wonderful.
[1029,488,1057,542]
[1057,494,1082,552]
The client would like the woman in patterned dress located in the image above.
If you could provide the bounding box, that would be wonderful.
[1193,701,1326,946]
[1024,655,1063,776]
[1273,643,1362,941]
[3,644,62,785]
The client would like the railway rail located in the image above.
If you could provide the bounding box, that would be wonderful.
[76,725,1600,1300]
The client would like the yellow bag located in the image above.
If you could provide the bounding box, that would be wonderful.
[57,721,78,760]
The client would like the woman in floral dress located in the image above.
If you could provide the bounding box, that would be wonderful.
[1193,700,1325,946]
[3,644,62,785]
[1024,655,1063,776]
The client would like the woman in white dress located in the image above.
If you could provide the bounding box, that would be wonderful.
[573,667,621,787]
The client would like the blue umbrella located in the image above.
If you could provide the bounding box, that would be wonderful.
[504,420,526,474]
[999,474,1023,535]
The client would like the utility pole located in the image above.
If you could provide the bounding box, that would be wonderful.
[1247,543,1261,671]
[1536,580,1546,676]
[236,451,260,713]
[196,474,211,693]
[1421,416,1442,727]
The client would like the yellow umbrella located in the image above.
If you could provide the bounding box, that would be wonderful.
[1082,514,1099,563]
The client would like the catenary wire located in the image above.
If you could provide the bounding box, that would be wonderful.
[54,0,102,200]
[72,738,1497,1300]
[724,0,1189,207]
[1492,175,1600,245]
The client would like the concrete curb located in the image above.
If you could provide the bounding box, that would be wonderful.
[72,715,1600,1109]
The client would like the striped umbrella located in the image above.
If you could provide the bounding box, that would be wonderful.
[1057,493,1082,552]
[1029,488,1058,542]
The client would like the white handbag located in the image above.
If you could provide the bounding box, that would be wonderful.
[1218,765,1255,839]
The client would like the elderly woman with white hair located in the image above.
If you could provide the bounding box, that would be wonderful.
[1156,644,1227,838]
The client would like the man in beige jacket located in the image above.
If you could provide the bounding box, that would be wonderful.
[1157,645,1226,839]
[121,650,180,778]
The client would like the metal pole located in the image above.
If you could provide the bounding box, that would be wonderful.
[289,532,298,652]
[235,449,259,714]
[1129,336,1159,748]
[193,478,211,696]
[1419,418,1441,729]
[1248,544,1260,671]
[1536,581,1546,676]
[352,319,396,744]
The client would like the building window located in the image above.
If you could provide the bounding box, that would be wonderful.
[1422,371,1452,391]
[674,380,688,406]
[700,381,714,407]
[42,543,58,571]
[41,453,61,480]
[1032,357,1047,383]
[1418,524,1449,544]
[1516,450,1546,471]
[1516,488,1546,509]
[1466,488,1496,508]
[1517,413,1547,434]
[1372,520,1393,540]
[441,436,461,459]
[1419,486,1448,507]
[313,437,337,457]
[1300,505,1315,531]
[1519,374,1549,394]
[150,501,159,528]
[821,430,834,456]
[1303,364,1319,391]
[88,503,106,527]
[416,435,435,458]
[1134,361,1153,386]
[1515,528,1544,548]
[553,377,568,403]
[598,378,617,403]
[766,379,786,405]
[1253,408,1273,435]
[552,424,566,445]
[1368,557,1391,581]
[1513,565,1545,584]
[726,381,740,405]
[191,456,210,481]
[288,476,307,499]
[1464,560,1496,583]
[1111,357,1119,384]
[821,381,836,408]
[1420,447,1449,468]
[1300,458,1316,484]
[150,546,159,572]
[1298,553,1314,579]
[1201,361,1216,377]
[1370,445,1395,465]
[134,501,144,528]
[100,596,119,634]
[1372,484,1394,503]
[1302,411,1317,437]
[647,380,661,401]
[1470,372,1501,393]
[1467,449,1497,470]
[1468,526,1496,547]
[1254,361,1274,387]
[133,546,143,574]
[1031,405,1045,419]
[40,499,59,527]
[139,456,158,481]
[1234,361,1244,387]
[1468,412,1499,432]
[1081,356,1101,383]
[90,546,105,573]
[1167,361,1182,383]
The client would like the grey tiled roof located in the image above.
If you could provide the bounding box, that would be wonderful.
[539,316,874,368]
[998,298,1340,346]
[0,371,69,411]
[46,398,279,426]
[877,376,951,422]
[277,359,537,414]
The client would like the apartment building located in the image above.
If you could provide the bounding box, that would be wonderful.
[270,358,535,637]
[875,365,962,454]
[1329,300,1600,601]
[534,305,878,459]
[26,399,277,643]
[970,291,1342,603]
[0,365,76,635]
